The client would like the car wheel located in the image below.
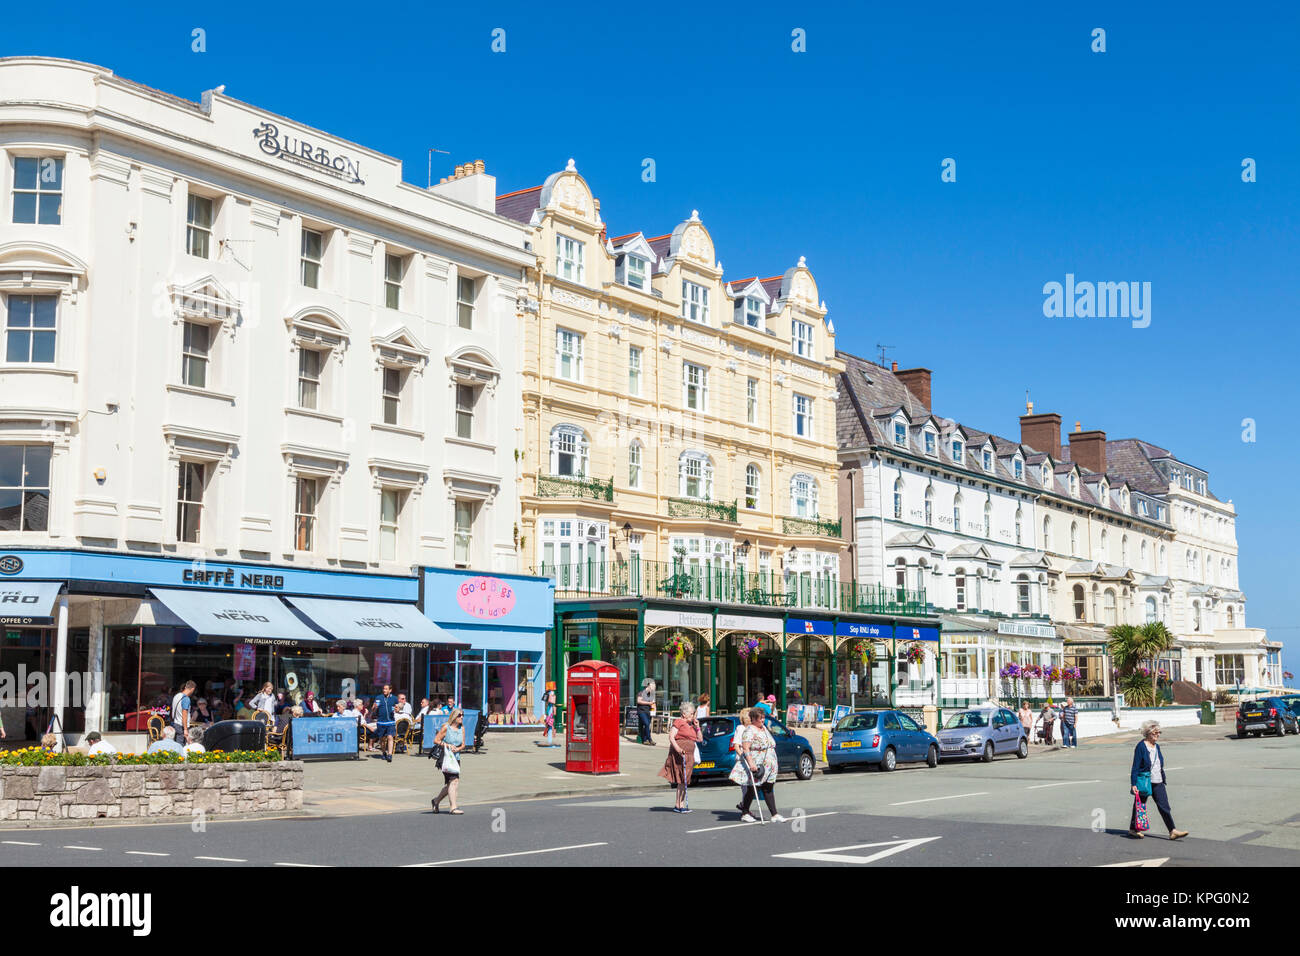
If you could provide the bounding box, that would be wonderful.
[1017,738,1029,759]
[796,751,815,781]
[880,747,897,772]
[982,741,995,763]
[1276,725,1287,738]
[926,745,939,768]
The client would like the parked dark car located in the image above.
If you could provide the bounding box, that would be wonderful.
[691,713,816,782]
[1236,698,1299,738]
[936,706,1029,762]
[825,709,940,772]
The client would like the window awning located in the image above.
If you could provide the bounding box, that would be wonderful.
[0,580,62,625]
[284,597,464,648]
[149,588,328,644]
[437,625,545,654]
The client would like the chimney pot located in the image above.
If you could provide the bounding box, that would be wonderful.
[1075,421,1082,432]
[475,160,485,173]
[891,361,898,371]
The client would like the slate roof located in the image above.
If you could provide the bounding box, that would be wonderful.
[836,348,1167,526]
[495,185,542,224]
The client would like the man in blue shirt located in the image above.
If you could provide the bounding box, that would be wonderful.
[372,684,399,763]
[147,726,187,757]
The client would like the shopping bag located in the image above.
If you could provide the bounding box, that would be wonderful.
[693,744,701,764]
[1134,792,1150,832]
[441,748,461,775]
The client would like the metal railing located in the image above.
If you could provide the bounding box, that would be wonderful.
[538,558,927,616]
[535,474,614,502]
[781,515,843,538]
[665,496,738,522]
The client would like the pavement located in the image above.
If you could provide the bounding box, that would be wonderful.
[2,720,1298,866]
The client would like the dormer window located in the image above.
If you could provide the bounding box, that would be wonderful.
[1138,499,1149,517]
[743,297,764,328]
[982,449,992,472]
[1069,473,1079,498]
[1013,458,1023,480]
[893,422,907,446]
[1100,481,1109,503]
[952,439,964,464]
[624,255,648,291]
[1042,464,1051,487]
[924,431,936,456]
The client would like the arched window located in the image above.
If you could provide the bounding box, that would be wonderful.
[744,464,760,510]
[790,473,818,518]
[1016,573,1031,613]
[1042,515,1051,550]
[678,451,713,499]
[1144,596,1157,624]
[1141,539,1148,570]
[1099,529,1108,560]
[1070,521,1079,555]
[955,568,967,610]
[1072,584,1086,620]
[1104,588,1117,625]
[1121,534,1128,565]
[1186,549,1194,574]
[1014,506,1023,545]
[549,424,588,476]
[953,491,962,531]
[1227,605,1235,627]
[923,486,933,526]
[983,500,991,538]
[1069,473,1079,497]
[1192,600,1202,632]
[1159,545,1166,574]
[628,441,642,489]
[894,558,907,601]
[893,477,903,520]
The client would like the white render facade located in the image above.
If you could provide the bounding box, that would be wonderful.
[0,58,533,574]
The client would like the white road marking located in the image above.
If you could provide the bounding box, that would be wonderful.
[195,856,246,862]
[774,836,942,864]
[1100,857,1168,867]
[125,851,169,857]
[405,842,607,867]
[62,845,102,851]
[275,861,330,867]
[1025,779,1101,790]
[2,840,40,846]
[687,811,838,834]
[889,792,987,806]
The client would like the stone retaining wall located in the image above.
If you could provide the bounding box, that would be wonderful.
[0,762,303,822]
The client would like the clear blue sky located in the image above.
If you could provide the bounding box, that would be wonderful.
[6,1,1297,680]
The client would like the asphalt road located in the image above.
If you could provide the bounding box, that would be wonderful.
[4,724,1297,867]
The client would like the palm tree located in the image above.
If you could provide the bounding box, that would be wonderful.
[1107,621,1175,706]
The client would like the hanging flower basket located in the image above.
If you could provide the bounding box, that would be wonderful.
[1023,664,1043,680]
[735,637,760,659]
[1044,665,1064,683]
[854,640,873,668]
[666,634,694,664]
[905,642,927,665]
[998,663,1022,680]
[1062,665,1083,683]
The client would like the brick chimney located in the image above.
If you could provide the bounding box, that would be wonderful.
[1068,427,1107,475]
[894,367,932,409]
[1019,406,1062,459]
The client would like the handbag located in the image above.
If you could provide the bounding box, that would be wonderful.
[693,743,701,764]
[1136,771,1152,797]
[1134,792,1150,832]
[429,742,445,763]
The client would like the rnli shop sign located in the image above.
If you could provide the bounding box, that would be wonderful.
[254,122,365,184]
[456,577,518,621]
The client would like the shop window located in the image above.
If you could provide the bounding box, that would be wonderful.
[12,155,63,224]
[0,444,51,531]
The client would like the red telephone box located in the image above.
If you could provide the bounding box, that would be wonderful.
[565,660,620,774]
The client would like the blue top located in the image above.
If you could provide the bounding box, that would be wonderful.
[1130,740,1167,788]
[442,725,464,748]
[148,738,186,755]
[372,694,398,723]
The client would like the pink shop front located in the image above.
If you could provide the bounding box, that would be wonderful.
[419,567,555,727]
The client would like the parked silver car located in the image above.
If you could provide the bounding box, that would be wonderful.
[936,707,1029,762]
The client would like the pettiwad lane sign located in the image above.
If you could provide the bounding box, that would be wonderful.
[291,717,358,758]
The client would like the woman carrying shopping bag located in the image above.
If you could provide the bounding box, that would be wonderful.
[431,709,468,815]
[728,707,784,824]
[1128,720,1188,840]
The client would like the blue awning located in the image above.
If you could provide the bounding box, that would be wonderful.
[149,588,328,644]
[0,580,61,625]
[437,625,546,654]
[285,596,465,647]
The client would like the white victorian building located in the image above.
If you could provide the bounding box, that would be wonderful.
[0,58,537,741]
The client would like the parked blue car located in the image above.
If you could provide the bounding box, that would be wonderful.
[935,707,1029,762]
[691,713,817,782]
[825,710,940,772]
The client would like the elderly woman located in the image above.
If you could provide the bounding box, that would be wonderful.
[659,701,701,813]
[1129,720,1188,840]
[730,707,784,823]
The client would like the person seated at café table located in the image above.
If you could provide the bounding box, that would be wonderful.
[395,693,412,720]
[193,697,216,725]
[147,726,186,756]
[331,699,348,718]
[302,691,323,716]
[413,698,432,729]
[184,727,206,755]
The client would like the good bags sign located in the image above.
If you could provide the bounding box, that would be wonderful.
[455,577,517,620]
